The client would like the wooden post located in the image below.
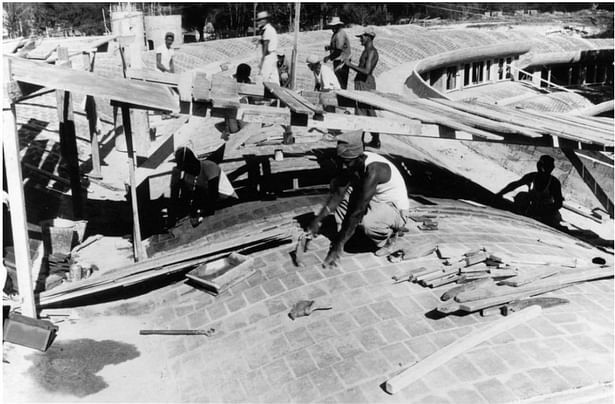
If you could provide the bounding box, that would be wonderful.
[290,2,300,90]
[121,105,145,261]
[3,59,37,317]
[83,51,102,179]
[56,47,84,218]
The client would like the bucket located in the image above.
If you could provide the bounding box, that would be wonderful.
[41,218,88,255]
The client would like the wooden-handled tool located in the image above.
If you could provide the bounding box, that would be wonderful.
[140,328,215,336]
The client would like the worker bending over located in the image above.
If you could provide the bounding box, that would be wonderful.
[170,147,220,228]
[306,55,341,91]
[496,154,564,227]
[309,131,409,268]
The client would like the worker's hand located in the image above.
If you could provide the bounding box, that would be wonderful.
[323,245,342,269]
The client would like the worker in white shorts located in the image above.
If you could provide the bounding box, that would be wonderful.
[255,11,279,84]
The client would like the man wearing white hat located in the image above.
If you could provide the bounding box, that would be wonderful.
[255,11,280,85]
[308,130,409,268]
[323,16,351,89]
[306,55,341,91]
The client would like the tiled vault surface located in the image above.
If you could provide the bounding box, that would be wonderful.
[142,196,613,403]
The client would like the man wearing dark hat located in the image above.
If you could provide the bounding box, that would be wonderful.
[496,154,564,227]
[309,131,409,268]
[156,32,175,73]
[343,26,381,148]
[323,16,351,90]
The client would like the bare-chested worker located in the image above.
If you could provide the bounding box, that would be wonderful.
[343,26,380,149]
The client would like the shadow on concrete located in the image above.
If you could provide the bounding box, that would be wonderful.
[26,338,139,397]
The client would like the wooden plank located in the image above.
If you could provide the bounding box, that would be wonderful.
[7,55,178,112]
[455,266,613,303]
[238,82,265,97]
[126,67,179,86]
[38,231,289,305]
[430,98,543,138]
[83,51,102,179]
[121,105,145,262]
[384,306,542,394]
[3,59,37,317]
[264,82,313,115]
[572,100,614,117]
[440,278,493,301]
[336,89,503,141]
[309,112,421,135]
[520,108,613,144]
[239,104,291,126]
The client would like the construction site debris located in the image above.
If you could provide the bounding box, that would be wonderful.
[480,297,569,317]
[288,300,332,320]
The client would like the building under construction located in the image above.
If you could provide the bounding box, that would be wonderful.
[2,4,614,403]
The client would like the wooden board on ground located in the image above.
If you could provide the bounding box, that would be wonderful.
[385,306,542,394]
[37,228,291,306]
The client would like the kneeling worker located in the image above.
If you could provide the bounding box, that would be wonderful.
[309,131,409,268]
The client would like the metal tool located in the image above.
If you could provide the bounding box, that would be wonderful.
[292,232,312,267]
[288,300,331,320]
[139,328,216,336]
[481,297,569,317]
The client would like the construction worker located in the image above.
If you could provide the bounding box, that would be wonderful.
[277,53,291,88]
[343,26,381,149]
[324,17,351,90]
[170,147,221,228]
[255,11,280,84]
[156,32,175,73]
[496,155,564,227]
[306,55,341,91]
[308,131,409,268]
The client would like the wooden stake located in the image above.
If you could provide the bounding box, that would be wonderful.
[3,59,37,317]
[83,51,102,179]
[121,105,145,262]
[385,306,542,394]
[290,2,300,90]
[56,47,84,218]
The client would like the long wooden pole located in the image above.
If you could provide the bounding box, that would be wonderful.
[84,51,102,179]
[121,105,145,262]
[290,2,300,90]
[3,59,37,317]
[385,306,542,394]
[56,47,84,218]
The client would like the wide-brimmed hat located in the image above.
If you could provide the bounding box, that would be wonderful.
[256,11,269,20]
[356,26,376,38]
[327,17,344,26]
[306,54,321,65]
